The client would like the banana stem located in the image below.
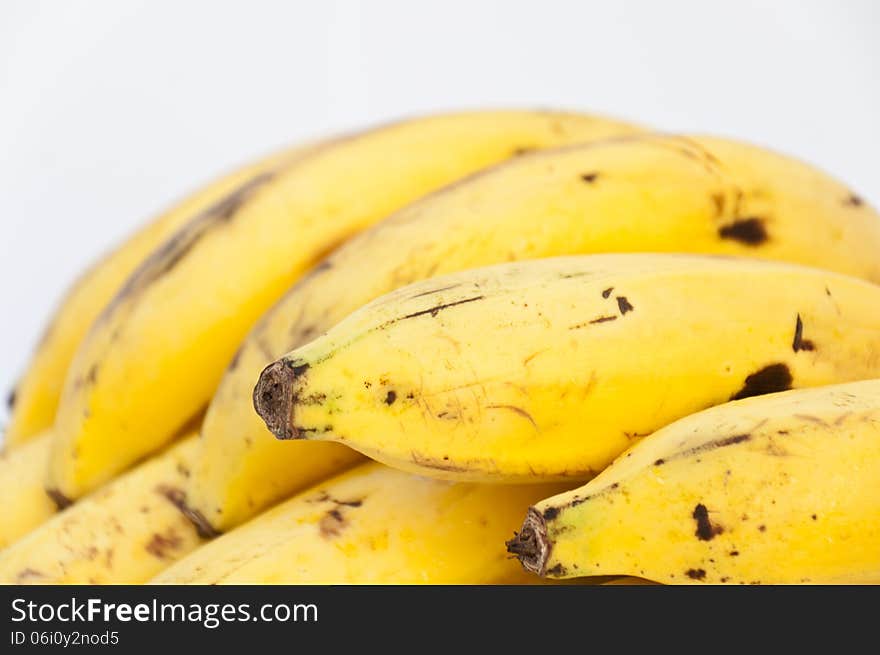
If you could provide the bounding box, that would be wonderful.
[506,507,551,575]
[253,360,308,440]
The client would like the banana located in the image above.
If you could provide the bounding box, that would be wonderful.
[153,461,570,584]
[4,144,313,447]
[0,432,56,549]
[0,434,206,584]
[507,380,880,584]
[602,577,660,585]
[254,254,880,482]
[190,134,880,532]
[46,111,639,502]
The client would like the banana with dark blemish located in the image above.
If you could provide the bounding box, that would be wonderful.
[46,111,638,501]
[4,143,317,447]
[153,461,572,584]
[0,434,206,584]
[254,254,880,482]
[507,379,880,584]
[190,133,880,533]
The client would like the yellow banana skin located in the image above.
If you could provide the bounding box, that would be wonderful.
[0,434,205,584]
[509,380,880,584]
[255,254,880,482]
[47,111,638,502]
[4,145,311,447]
[153,462,570,584]
[0,432,56,549]
[191,134,880,532]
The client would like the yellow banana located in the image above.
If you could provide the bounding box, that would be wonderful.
[153,462,570,584]
[47,111,638,502]
[255,254,880,482]
[4,145,313,447]
[191,133,880,532]
[508,380,880,584]
[0,432,55,549]
[602,577,660,585]
[0,434,205,584]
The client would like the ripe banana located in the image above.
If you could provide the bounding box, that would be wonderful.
[153,462,570,584]
[47,111,639,502]
[0,434,205,584]
[191,134,880,532]
[508,380,880,584]
[0,432,55,549]
[4,144,313,447]
[255,254,880,482]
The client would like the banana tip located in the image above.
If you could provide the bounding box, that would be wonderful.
[506,507,551,576]
[252,360,308,440]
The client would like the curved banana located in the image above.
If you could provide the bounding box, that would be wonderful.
[0,432,55,549]
[508,380,880,584]
[4,144,313,447]
[153,462,570,584]
[47,111,639,502]
[0,435,205,584]
[255,254,880,482]
[191,134,880,532]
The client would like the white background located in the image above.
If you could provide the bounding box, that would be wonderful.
[1,0,878,426]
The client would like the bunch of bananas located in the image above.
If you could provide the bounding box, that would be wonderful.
[2,110,879,585]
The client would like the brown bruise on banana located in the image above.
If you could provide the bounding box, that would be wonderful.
[155,482,218,546]
[6,385,16,410]
[730,363,792,400]
[157,483,219,539]
[718,217,768,246]
[845,192,864,207]
[303,489,364,539]
[792,314,816,352]
[692,503,724,541]
[71,364,100,392]
[46,487,74,510]
[319,509,347,537]
[145,529,184,560]
[569,287,634,329]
